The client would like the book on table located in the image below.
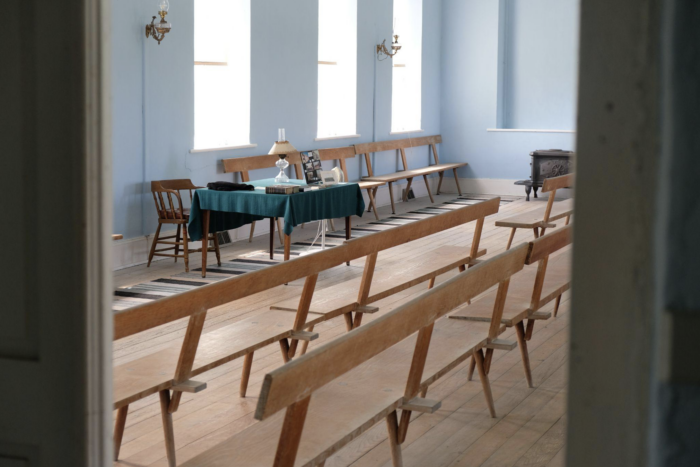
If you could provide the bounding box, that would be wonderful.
[265,185,300,195]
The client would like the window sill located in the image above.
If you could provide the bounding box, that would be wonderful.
[314,134,361,142]
[389,129,424,135]
[190,143,258,154]
[486,128,575,134]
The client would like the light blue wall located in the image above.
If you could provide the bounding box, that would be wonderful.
[440,0,578,180]
[502,0,579,130]
[112,0,443,239]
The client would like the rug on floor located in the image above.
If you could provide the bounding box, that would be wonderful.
[112,195,513,311]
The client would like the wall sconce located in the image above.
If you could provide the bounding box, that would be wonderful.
[377,35,402,61]
[146,0,172,45]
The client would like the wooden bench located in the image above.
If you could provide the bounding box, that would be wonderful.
[222,153,303,244]
[496,173,574,249]
[450,225,573,388]
[355,135,467,214]
[112,198,500,466]
[180,245,530,467]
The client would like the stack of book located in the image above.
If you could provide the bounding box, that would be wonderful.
[265,185,300,195]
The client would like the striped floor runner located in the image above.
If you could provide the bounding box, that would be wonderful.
[112,196,513,311]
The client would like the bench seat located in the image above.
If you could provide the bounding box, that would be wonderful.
[495,198,574,229]
[363,162,467,183]
[113,308,298,408]
[449,248,572,326]
[356,179,385,190]
[271,245,480,320]
[181,317,500,467]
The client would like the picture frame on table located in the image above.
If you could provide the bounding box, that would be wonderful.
[301,150,323,184]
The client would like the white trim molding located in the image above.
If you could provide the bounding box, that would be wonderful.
[438,177,573,199]
[389,129,425,135]
[486,128,576,134]
[190,143,258,153]
[314,134,361,141]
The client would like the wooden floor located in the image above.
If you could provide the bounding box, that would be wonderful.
[113,192,569,467]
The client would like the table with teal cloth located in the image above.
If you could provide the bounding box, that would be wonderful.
[188,179,366,275]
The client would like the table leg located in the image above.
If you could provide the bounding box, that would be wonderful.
[345,216,351,266]
[284,234,291,261]
[269,217,275,260]
[201,210,210,278]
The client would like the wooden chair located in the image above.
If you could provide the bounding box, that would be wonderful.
[222,153,303,243]
[451,224,573,388]
[148,179,221,272]
[179,245,530,467]
[355,135,467,214]
[496,173,574,249]
[112,199,499,467]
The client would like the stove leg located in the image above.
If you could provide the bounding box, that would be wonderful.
[533,186,539,199]
[525,185,532,201]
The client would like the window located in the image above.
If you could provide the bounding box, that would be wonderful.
[317,0,357,139]
[194,0,251,149]
[391,0,422,132]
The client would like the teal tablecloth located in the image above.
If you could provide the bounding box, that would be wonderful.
[187,179,366,240]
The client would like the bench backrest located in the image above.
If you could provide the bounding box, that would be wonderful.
[541,173,575,224]
[254,244,529,465]
[524,224,573,310]
[222,153,303,182]
[284,146,357,182]
[354,135,442,177]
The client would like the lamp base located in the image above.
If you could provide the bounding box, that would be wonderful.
[275,170,290,183]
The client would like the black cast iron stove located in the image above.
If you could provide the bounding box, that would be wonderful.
[515,149,574,200]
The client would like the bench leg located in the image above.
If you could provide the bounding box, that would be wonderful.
[279,339,291,363]
[467,355,476,381]
[420,386,428,398]
[565,214,571,225]
[388,182,396,214]
[398,410,412,444]
[158,390,177,467]
[274,396,311,467]
[404,178,413,202]
[554,295,562,317]
[484,348,494,374]
[343,313,354,331]
[515,322,534,388]
[249,220,256,242]
[436,171,444,195]
[525,319,535,341]
[532,227,540,239]
[113,405,129,461]
[423,174,435,203]
[452,168,463,196]
[474,349,497,418]
[367,188,379,220]
[240,352,254,397]
[300,325,314,355]
[352,312,363,329]
[386,410,404,467]
[506,228,517,250]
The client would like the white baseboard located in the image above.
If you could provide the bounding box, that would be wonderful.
[439,177,573,199]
